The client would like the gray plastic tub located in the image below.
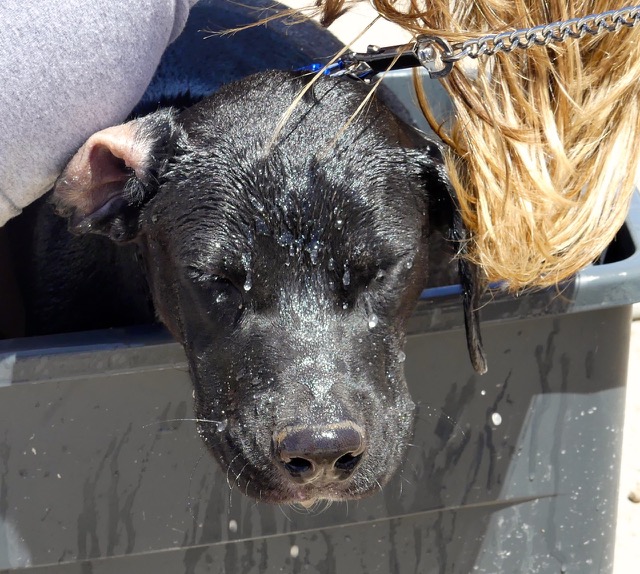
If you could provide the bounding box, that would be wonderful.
[1,3,639,573]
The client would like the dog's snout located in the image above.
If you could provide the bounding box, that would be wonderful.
[273,422,365,484]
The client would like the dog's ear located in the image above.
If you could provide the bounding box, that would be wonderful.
[412,143,488,375]
[52,109,182,242]
[450,207,488,375]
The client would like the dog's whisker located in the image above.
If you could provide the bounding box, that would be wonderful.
[141,418,222,430]
[226,452,244,491]
[413,403,467,440]
[278,503,293,523]
[185,447,207,520]
[234,462,250,487]
[399,444,422,479]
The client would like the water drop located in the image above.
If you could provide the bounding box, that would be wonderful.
[248,194,264,212]
[342,302,349,310]
[241,253,252,291]
[307,240,321,265]
[336,219,344,230]
[216,292,228,303]
[328,258,335,271]
[491,412,502,426]
[216,420,228,432]
[342,269,351,287]
[398,351,406,363]
[228,519,238,533]
[368,314,379,329]
[290,545,299,558]
[278,231,293,247]
[480,389,486,396]
[404,257,414,270]
[255,218,269,236]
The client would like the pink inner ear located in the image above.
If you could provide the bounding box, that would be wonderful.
[89,143,131,186]
[54,120,152,218]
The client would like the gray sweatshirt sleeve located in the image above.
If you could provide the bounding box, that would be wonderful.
[0,0,199,226]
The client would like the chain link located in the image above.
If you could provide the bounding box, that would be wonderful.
[333,4,640,79]
[433,5,640,65]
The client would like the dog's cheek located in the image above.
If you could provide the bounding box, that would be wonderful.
[139,238,185,341]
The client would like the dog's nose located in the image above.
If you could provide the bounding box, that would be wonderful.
[273,422,365,484]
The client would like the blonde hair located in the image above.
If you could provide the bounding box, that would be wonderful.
[315,1,640,289]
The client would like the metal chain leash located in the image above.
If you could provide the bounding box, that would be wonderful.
[333,4,640,79]
[416,4,640,76]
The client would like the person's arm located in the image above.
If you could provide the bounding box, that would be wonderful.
[0,0,198,226]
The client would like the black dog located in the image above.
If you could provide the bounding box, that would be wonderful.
[11,71,485,506]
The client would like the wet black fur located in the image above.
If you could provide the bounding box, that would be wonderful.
[8,71,483,503]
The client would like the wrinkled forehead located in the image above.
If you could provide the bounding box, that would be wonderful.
[160,143,425,278]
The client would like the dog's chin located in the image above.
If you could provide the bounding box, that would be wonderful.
[236,468,392,507]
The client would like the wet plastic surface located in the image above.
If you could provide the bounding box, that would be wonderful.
[1,1,640,572]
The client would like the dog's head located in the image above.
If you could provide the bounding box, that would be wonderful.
[53,71,484,505]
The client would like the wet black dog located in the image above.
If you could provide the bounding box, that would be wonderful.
[11,71,484,506]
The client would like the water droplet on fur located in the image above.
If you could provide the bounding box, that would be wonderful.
[255,218,269,236]
[328,258,335,271]
[216,292,228,303]
[342,269,351,287]
[368,314,379,329]
[336,219,344,230]
[248,194,264,212]
[278,231,293,247]
[398,351,406,363]
[216,419,228,432]
[491,412,502,426]
[228,519,238,533]
[342,302,349,310]
[241,252,252,292]
[307,240,321,265]
[290,545,299,558]
[404,257,414,270]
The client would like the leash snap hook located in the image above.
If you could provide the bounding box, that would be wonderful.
[414,35,455,78]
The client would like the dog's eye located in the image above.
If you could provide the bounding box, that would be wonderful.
[364,255,415,291]
[361,266,391,290]
[197,275,240,297]
[185,269,244,315]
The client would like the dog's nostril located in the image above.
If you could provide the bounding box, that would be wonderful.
[283,457,315,477]
[335,452,363,473]
[274,422,365,484]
